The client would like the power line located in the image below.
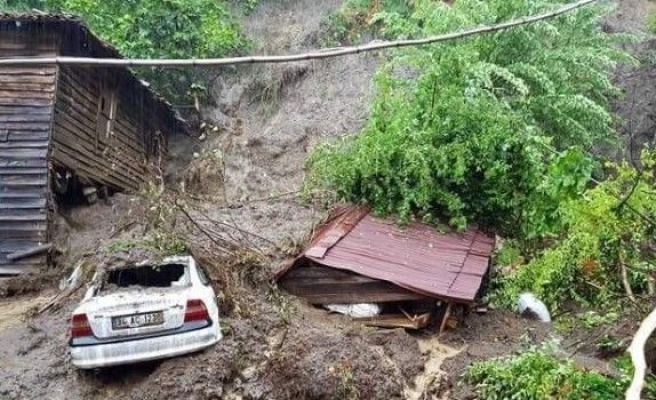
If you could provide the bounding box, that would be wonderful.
[0,0,599,67]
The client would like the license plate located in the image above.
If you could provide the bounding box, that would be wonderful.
[112,311,164,330]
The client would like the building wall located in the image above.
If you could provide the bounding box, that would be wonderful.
[278,262,427,304]
[0,32,57,274]
[51,65,165,192]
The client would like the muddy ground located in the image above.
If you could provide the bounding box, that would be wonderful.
[1,0,656,398]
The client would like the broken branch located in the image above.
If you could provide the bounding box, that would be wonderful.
[620,253,638,304]
[175,201,237,255]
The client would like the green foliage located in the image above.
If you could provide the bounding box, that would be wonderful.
[493,150,656,311]
[322,0,413,45]
[467,343,625,400]
[468,344,656,400]
[307,0,633,238]
[3,0,248,101]
[648,8,656,34]
[1,0,42,10]
[238,0,259,14]
[493,240,523,267]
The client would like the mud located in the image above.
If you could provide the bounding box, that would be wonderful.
[607,0,656,157]
[0,290,425,400]
[165,0,381,249]
[1,0,654,398]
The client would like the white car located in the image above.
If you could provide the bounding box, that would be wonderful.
[69,255,222,369]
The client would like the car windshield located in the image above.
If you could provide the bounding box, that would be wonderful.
[100,263,191,292]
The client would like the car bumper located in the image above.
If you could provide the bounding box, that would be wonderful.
[70,325,221,369]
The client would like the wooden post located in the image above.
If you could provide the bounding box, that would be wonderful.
[439,302,453,335]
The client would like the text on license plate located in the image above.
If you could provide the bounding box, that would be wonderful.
[112,311,164,330]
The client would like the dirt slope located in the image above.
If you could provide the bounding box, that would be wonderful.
[168,0,380,248]
[608,0,656,157]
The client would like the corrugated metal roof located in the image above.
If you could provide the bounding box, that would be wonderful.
[0,12,189,134]
[277,206,495,304]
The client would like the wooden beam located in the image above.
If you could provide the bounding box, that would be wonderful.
[439,302,453,335]
[278,264,430,304]
[355,312,432,330]
[6,243,52,261]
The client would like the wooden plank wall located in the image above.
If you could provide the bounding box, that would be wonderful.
[51,66,160,192]
[0,34,57,275]
[278,263,428,304]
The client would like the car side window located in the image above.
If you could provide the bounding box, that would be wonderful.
[197,265,210,286]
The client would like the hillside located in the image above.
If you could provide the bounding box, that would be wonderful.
[1,0,656,399]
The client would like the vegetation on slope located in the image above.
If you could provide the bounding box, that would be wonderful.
[494,150,656,311]
[467,343,656,400]
[312,3,656,397]
[308,0,632,240]
[310,0,656,314]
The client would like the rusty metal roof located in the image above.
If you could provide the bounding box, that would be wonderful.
[277,206,495,304]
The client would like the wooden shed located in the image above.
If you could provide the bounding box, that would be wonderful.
[0,14,188,276]
[275,206,496,329]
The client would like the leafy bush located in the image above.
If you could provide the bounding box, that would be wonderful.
[307,0,633,238]
[493,150,656,310]
[468,346,656,400]
[467,344,625,400]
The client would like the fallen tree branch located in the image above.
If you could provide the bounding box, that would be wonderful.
[37,285,81,315]
[175,201,237,255]
[109,220,137,239]
[0,0,599,67]
[620,252,638,305]
[627,306,656,400]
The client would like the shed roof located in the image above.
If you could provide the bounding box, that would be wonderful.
[0,12,188,134]
[277,206,495,304]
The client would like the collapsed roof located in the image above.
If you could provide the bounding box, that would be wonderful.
[275,206,495,305]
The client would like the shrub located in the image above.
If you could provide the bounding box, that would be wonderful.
[493,150,656,311]
[467,344,624,400]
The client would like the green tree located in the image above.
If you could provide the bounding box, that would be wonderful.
[494,150,656,310]
[307,0,633,239]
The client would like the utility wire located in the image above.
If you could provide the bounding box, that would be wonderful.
[0,0,598,67]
